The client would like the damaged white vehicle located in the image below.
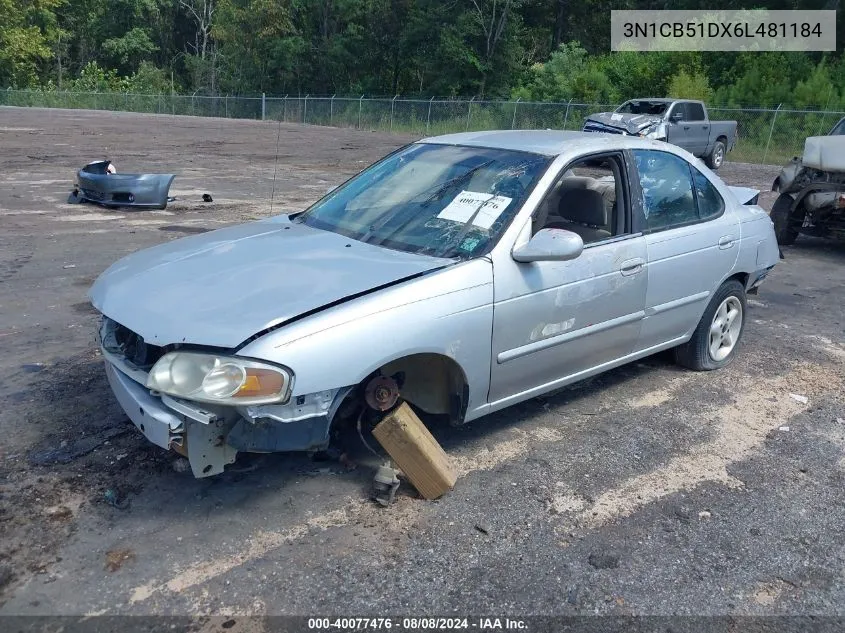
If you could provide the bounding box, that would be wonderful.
[90,131,780,477]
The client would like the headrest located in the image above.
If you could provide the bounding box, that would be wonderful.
[557,176,595,190]
[558,187,607,227]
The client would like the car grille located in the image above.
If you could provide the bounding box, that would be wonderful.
[583,122,626,135]
[81,188,105,201]
[100,317,165,370]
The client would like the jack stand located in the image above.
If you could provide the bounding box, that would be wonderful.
[373,462,401,507]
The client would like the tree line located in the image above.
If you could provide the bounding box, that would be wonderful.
[2,0,843,109]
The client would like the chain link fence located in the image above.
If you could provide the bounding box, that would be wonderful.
[2,89,843,166]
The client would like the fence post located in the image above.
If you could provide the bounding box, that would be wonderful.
[466,96,475,131]
[511,97,521,129]
[763,103,782,164]
[358,94,364,129]
[225,94,229,118]
[390,94,398,132]
[426,96,434,134]
[262,93,266,121]
[283,95,287,122]
[563,98,574,130]
[330,94,335,125]
[303,94,308,124]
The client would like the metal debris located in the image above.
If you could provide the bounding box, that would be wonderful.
[373,463,401,507]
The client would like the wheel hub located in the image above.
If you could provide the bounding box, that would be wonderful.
[364,375,400,411]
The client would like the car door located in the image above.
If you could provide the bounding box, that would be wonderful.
[487,151,648,409]
[684,102,710,156]
[631,149,739,351]
[665,102,697,154]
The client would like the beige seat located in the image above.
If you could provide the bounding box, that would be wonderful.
[546,188,611,243]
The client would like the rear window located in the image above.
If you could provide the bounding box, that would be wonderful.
[686,103,706,121]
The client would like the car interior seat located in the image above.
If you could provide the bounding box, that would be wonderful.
[545,187,611,242]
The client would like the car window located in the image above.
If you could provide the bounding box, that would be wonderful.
[616,100,669,116]
[686,103,706,121]
[691,167,724,220]
[633,150,697,231]
[830,118,845,135]
[296,143,552,259]
[669,103,685,120]
[533,153,626,245]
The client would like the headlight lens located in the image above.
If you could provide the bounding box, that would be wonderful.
[146,352,291,405]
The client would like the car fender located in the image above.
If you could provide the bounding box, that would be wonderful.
[238,258,495,418]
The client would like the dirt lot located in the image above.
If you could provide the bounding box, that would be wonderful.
[1,107,844,621]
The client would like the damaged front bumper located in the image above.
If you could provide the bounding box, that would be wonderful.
[71,160,176,210]
[101,334,347,477]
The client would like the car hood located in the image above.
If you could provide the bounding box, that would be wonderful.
[89,217,454,348]
[585,112,663,134]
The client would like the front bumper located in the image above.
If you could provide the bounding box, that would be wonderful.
[104,361,237,477]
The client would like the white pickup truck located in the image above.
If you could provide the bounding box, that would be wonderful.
[583,98,738,170]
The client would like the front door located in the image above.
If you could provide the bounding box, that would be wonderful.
[665,102,697,154]
[488,152,648,409]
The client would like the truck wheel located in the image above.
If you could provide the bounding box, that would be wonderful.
[770,193,801,245]
[705,140,726,170]
[674,280,746,371]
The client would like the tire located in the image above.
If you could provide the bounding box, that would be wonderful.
[705,139,726,170]
[770,193,801,245]
[674,279,747,371]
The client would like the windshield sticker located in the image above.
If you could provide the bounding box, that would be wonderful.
[437,190,512,230]
[611,113,624,121]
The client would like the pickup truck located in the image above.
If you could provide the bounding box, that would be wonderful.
[583,98,738,170]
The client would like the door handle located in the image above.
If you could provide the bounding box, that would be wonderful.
[620,258,645,276]
[683,125,690,130]
[718,235,735,249]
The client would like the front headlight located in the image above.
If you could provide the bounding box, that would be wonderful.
[146,352,292,405]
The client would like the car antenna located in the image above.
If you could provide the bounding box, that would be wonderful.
[269,104,284,215]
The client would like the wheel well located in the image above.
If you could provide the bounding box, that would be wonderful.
[337,353,469,425]
[726,272,749,289]
[716,135,728,146]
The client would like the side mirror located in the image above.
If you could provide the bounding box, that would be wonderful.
[512,228,584,263]
[670,111,683,123]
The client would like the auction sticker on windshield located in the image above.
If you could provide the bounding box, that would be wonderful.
[437,190,512,230]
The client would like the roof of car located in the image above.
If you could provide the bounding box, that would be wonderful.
[419,129,659,157]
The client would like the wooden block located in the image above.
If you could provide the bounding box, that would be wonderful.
[372,402,457,500]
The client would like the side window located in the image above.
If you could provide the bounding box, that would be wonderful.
[633,150,697,231]
[669,103,685,121]
[532,153,627,245]
[691,167,725,220]
[686,103,705,121]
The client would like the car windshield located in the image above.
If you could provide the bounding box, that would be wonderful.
[293,143,551,259]
[616,100,670,115]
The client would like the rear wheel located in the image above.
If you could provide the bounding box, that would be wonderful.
[770,193,801,245]
[675,280,747,371]
[705,140,726,170]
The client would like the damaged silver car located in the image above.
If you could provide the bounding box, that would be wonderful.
[90,131,780,477]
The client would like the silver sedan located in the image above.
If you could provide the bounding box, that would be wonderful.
[89,131,780,477]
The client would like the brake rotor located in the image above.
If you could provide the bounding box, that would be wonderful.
[364,375,400,412]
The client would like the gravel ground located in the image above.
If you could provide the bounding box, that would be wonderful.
[0,107,844,622]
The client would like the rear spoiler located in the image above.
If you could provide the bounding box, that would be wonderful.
[728,186,760,206]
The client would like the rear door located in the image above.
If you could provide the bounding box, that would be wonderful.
[630,149,740,351]
[684,102,710,156]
